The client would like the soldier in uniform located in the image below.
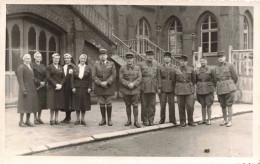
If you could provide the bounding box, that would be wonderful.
[173,55,196,127]
[93,49,116,126]
[119,52,142,128]
[215,51,238,127]
[196,56,216,125]
[159,52,176,125]
[139,50,161,126]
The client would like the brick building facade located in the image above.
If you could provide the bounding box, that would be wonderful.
[5,5,253,101]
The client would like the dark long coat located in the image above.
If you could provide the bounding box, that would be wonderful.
[119,64,142,95]
[138,60,161,93]
[71,65,92,111]
[93,60,116,96]
[16,63,40,113]
[61,63,76,112]
[31,62,47,110]
[46,64,66,110]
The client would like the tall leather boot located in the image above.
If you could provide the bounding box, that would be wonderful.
[198,107,206,125]
[206,105,212,125]
[133,106,141,128]
[125,106,132,126]
[99,105,106,126]
[107,105,113,126]
[226,106,233,127]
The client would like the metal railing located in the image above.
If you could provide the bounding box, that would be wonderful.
[112,34,145,64]
[231,49,253,103]
[72,5,113,39]
[123,38,180,66]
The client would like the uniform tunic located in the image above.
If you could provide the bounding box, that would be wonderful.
[71,64,92,111]
[159,63,176,123]
[173,65,196,125]
[17,64,40,113]
[61,63,76,112]
[196,65,216,107]
[31,62,47,110]
[215,62,238,107]
[46,64,66,110]
[119,64,142,108]
[139,60,161,123]
[93,60,116,104]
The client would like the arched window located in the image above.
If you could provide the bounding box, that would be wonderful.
[136,18,150,39]
[201,16,218,54]
[6,29,9,71]
[28,27,36,57]
[243,10,253,50]
[168,17,182,55]
[11,25,20,71]
[49,36,56,63]
[244,16,249,49]
[39,31,47,65]
[136,18,150,54]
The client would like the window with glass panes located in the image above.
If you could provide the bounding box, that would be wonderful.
[201,16,218,54]
[136,18,149,38]
[6,18,59,72]
[244,16,249,49]
[168,18,182,55]
[136,18,150,54]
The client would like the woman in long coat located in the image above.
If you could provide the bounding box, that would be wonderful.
[71,54,92,125]
[32,52,47,124]
[17,54,40,127]
[60,53,76,124]
[46,53,65,125]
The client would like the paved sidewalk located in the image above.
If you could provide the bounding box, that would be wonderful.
[5,98,252,155]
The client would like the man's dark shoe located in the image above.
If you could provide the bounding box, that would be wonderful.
[181,123,186,127]
[61,118,67,123]
[143,122,149,126]
[159,120,165,124]
[198,120,206,125]
[125,121,132,126]
[134,121,141,128]
[188,123,196,127]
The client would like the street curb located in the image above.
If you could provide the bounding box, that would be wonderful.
[20,110,252,156]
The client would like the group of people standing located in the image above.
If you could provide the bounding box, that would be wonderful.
[120,49,238,128]
[17,52,92,127]
[16,48,238,129]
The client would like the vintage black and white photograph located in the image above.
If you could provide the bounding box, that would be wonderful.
[3,2,256,160]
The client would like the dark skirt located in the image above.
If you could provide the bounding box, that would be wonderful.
[60,77,74,112]
[73,87,91,111]
[46,85,65,110]
[37,86,47,110]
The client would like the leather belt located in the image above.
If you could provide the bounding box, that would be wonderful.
[218,77,231,81]
[198,80,211,82]
[177,80,190,83]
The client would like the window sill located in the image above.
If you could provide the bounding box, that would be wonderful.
[5,71,16,75]
[202,52,218,57]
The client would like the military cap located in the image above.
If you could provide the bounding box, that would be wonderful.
[180,55,188,61]
[217,51,226,57]
[125,52,134,58]
[164,51,171,57]
[99,49,107,54]
[145,49,155,55]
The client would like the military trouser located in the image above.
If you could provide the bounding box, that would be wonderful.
[159,92,176,124]
[177,94,195,125]
[218,92,235,121]
[141,92,156,123]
